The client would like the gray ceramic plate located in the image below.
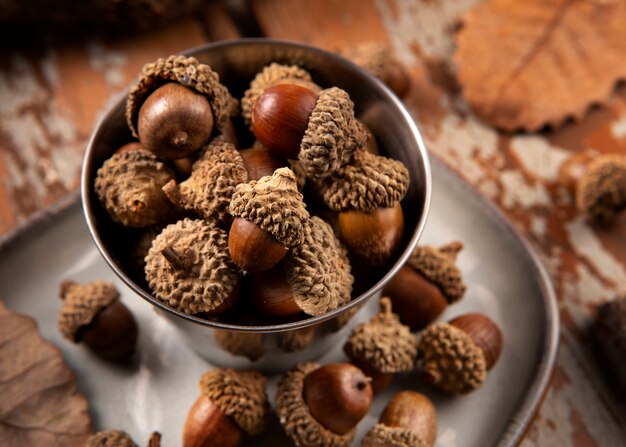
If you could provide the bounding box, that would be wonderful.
[0,157,558,447]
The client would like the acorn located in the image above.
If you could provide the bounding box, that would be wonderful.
[558,153,626,222]
[239,145,287,181]
[86,430,162,447]
[383,241,466,331]
[249,216,353,317]
[183,368,269,447]
[214,329,265,362]
[58,280,138,361]
[95,149,175,228]
[418,313,503,394]
[344,298,417,393]
[338,42,411,98]
[276,362,373,446]
[126,55,234,160]
[315,149,409,265]
[242,63,322,126]
[229,168,309,272]
[251,84,367,181]
[145,218,240,315]
[162,139,248,225]
[362,391,437,447]
[593,291,626,393]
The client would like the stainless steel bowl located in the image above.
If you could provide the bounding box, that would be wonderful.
[81,39,432,372]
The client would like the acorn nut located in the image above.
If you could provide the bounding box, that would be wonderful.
[252,84,367,181]
[276,362,373,446]
[418,313,503,394]
[86,430,161,447]
[239,146,287,181]
[315,150,409,265]
[362,391,437,447]
[344,298,417,393]
[383,241,466,331]
[183,368,268,447]
[145,218,240,315]
[229,168,309,272]
[95,149,175,228]
[127,55,234,160]
[58,280,138,361]
[250,216,353,317]
[558,153,626,222]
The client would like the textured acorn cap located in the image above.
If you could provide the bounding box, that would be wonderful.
[199,368,268,436]
[126,55,234,137]
[58,280,119,342]
[362,423,428,447]
[214,329,265,362]
[283,216,353,316]
[300,87,367,181]
[145,218,239,314]
[86,430,137,447]
[316,150,409,213]
[344,298,417,373]
[242,63,315,124]
[338,42,389,81]
[276,362,355,447]
[230,167,309,248]
[95,149,175,227]
[163,140,248,224]
[418,322,487,394]
[577,155,626,222]
[407,241,466,304]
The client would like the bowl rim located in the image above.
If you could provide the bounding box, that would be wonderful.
[81,38,432,333]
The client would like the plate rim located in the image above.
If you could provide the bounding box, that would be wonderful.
[0,155,559,447]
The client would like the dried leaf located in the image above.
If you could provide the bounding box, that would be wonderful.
[455,0,626,131]
[0,301,92,446]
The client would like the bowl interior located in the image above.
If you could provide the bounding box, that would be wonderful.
[82,39,431,332]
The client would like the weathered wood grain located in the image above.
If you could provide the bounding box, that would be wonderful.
[252,0,626,445]
[0,19,208,237]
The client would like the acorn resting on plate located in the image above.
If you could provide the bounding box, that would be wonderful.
[383,241,466,331]
[418,313,503,394]
[315,149,409,265]
[276,362,373,446]
[183,368,269,447]
[58,280,138,360]
[362,391,437,447]
[344,297,417,392]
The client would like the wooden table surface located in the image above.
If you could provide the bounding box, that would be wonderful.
[1,1,625,445]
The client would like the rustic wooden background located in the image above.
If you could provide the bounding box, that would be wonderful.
[0,1,625,445]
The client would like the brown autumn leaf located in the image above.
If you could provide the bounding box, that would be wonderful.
[0,301,92,447]
[454,0,626,132]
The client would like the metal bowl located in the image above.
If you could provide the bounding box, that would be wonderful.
[81,39,432,371]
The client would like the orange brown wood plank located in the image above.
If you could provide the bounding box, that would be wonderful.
[251,0,626,445]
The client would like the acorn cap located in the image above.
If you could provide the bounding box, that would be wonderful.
[126,55,234,137]
[316,150,409,213]
[418,322,487,394]
[230,167,309,248]
[95,149,175,227]
[145,218,239,314]
[338,42,389,81]
[276,362,355,447]
[58,280,119,342]
[214,329,265,362]
[199,368,268,436]
[284,216,354,316]
[577,155,626,222]
[361,423,428,447]
[86,430,137,447]
[344,298,417,373]
[407,241,466,304]
[164,140,248,224]
[300,87,367,181]
[242,63,315,124]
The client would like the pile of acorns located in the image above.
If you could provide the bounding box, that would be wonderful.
[93,54,412,326]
